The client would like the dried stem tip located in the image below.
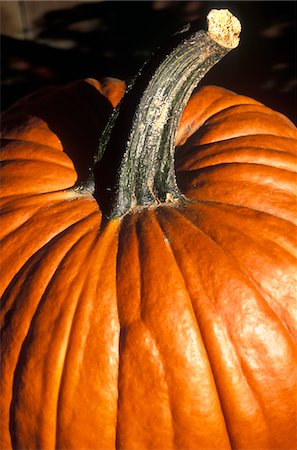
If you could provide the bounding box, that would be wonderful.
[207,9,241,49]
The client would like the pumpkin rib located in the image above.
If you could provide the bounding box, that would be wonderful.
[192,198,297,234]
[178,153,297,190]
[135,210,232,448]
[115,214,177,450]
[182,190,296,225]
[195,113,297,145]
[157,206,297,448]
[1,141,74,168]
[0,203,61,241]
[0,158,74,175]
[203,104,296,129]
[9,230,98,450]
[179,108,295,148]
[54,232,99,450]
[0,201,100,244]
[177,86,295,147]
[0,203,100,298]
[178,205,297,342]
[116,210,233,449]
[0,161,77,197]
[178,134,297,158]
[1,116,63,151]
[4,226,86,342]
[176,92,262,145]
[171,206,294,350]
[191,186,297,224]
[0,212,100,324]
[0,188,93,212]
[176,147,297,173]
[154,212,234,449]
[0,190,84,214]
[0,220,100,450]
[179,164,297,224]
[188,200,297,260]
[187,162,296,191]
[156,207,268,448]
[0,198,96,253]
[55,221,120,450]
[136,214,180,450]
[116,324,177,450]
[176,135,297,176]
[0,198,70,239]
[183,200,297,269]
[0,215,98,320]
[193,207,297,341]
[180,202,295,335]
[239,272,297,344]
[1,134,61,150]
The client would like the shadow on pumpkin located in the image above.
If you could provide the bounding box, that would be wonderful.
[9,79,116,184]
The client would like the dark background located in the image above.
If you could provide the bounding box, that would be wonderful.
[1,0,296,122]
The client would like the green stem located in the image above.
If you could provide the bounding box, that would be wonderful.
[94,9,241,218]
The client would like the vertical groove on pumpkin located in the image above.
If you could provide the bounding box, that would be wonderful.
[155,207,233,448]
[0,200,100,300]
[9,230,96,449]
[180,202,297,343]
[174,204,275,317]
[123,208,233,448]
[0,212,100,322]
[56,222,120,449]
[0,216,100,449]
[115,218,127,450]
[157,206,254,447]
[54,231,98,450]
[115,212,176,450]
[114,217,127,450]
[115,327,122,450]
[161,206,297,447]
[136,210,177,450]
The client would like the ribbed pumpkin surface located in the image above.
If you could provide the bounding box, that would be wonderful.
[1,79,296,450]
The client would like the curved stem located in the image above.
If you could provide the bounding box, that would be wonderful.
[94,9,241,218]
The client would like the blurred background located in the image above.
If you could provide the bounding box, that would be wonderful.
[1,0,296,122]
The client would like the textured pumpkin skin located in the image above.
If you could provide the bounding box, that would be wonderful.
[1,78,297,450]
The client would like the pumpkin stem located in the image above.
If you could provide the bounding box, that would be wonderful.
[94,9,241,218]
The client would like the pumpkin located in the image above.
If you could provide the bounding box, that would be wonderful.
[1,9,296,450]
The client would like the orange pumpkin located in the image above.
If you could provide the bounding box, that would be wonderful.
[1,10,296,450]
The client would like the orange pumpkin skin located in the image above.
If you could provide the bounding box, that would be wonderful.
[1,77,297,450]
